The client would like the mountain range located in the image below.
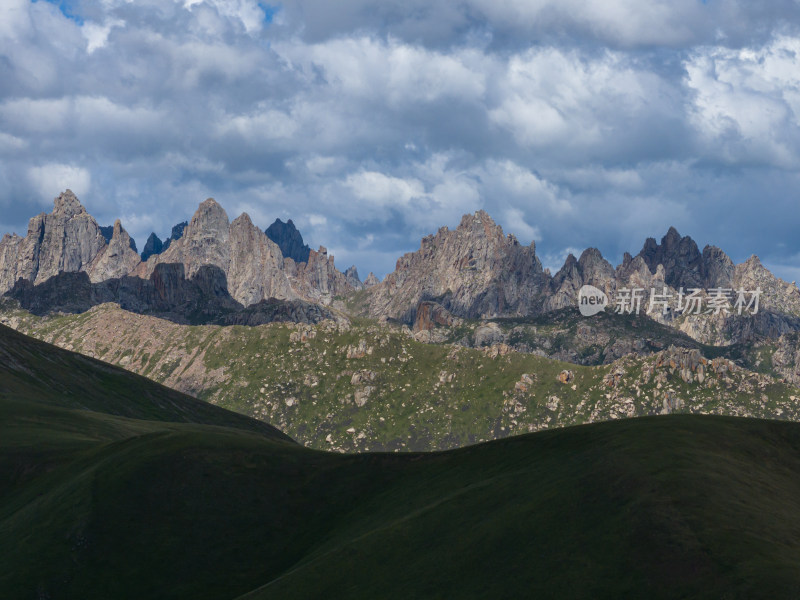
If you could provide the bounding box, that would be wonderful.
[2,190,800,453]
[2,190,799,346]
[5,191,800,597]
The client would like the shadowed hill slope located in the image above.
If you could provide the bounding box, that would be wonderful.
[0,323,291,440]
[4,328,800,598]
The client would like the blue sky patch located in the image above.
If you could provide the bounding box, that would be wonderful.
[33,0,84,26]
[258,3,279,24]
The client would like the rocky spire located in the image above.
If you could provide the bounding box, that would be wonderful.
[544,248,615,311]
[228,212,296,305]
[365,209,550,321]
[344,265,362,289]
[0,190,108,293]
[86,219,142,282]
[163,221,188,250]
[265,218,311,263]
[141,232,164,262]
[637,227,704,289]
[52,189,87,218]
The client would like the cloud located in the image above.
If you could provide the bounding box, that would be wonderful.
[278,37,487,106]
[26,163,91,201]
[279,0,800,48]
[0,0,798,282]
[82,18,125,53]
[685,36,800,167]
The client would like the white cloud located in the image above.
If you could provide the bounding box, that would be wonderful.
[481,160,573,217]
[217,106,299,141]
[0,0,799,281]
[0,0,32,41]
[186,0,268,35]
[82,19,126,53]
[685,35,800,166]
[0,132,28,154]
[27,164,91,201]
[280,0,800,48]
[277,37,486,107]
[489,48,670,155]
[345,171,424,208]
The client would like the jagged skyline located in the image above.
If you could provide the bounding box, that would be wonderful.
[2,1,800,280]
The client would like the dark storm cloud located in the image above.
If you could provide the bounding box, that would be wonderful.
[1,0,799,281]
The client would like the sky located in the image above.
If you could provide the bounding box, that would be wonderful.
[1,0,800,282]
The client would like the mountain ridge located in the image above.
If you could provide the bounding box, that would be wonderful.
[2,190,799,345]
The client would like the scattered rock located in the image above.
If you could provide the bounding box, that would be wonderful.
[557,369,574,384]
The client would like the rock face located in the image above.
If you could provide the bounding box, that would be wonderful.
[545,248,616,312]
[0,190,110,293]
[138,199,296,306]
[144,198,232,280]
[636,227,739,291]
[141,233,164,262]
[284,246,361,304]
[228,213,297,306]
[638,227,706,289]
[412,301,460,332]
[0,233,23,295]
[733,255,800,315]
[86,220,142,282]
[6,263,335,326]
[140,221,188,261]
[344,265,362,288]
[135,199,359,307]
[359,219,800,345]
[163,221,188,250]
[2,193,799,346]
[366,211,550,322]
[266,218,311,263]
[100,224,137,253]
[771,333,800,386]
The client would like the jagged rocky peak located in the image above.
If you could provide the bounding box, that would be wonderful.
[52,189,86,217]
[162,221,188,251]
[86,219,142,282]
[141,198,231,280]
[345,265,361,283]
[701,245,735,288]
[637,226,705,289]
[169,220,188,241]
[544,248,615,311]
[0,189,109,292]
[141,232,164,261]
[366,209,549,321]
[285,242,362,300]
[192,198,229,234]
[101,224,137,253]
[141,220,189,261]
[733,255,800,316]
[266,218,311,263]
[364,272,380,287]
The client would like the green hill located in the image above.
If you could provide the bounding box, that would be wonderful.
[4,325,800,598]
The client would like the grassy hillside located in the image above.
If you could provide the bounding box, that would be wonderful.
[4,327,800,598]
[0,323,291,441]
[4,302,800,453]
